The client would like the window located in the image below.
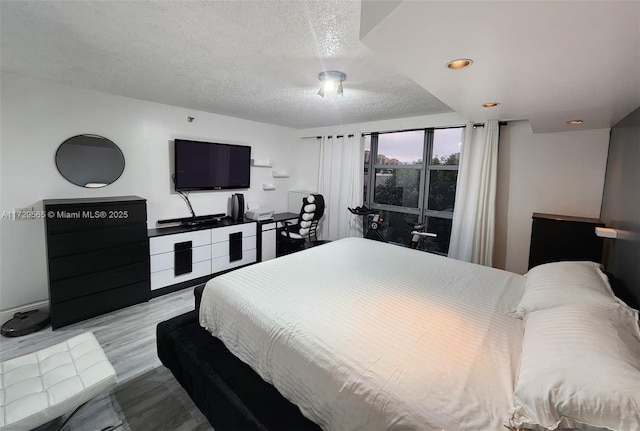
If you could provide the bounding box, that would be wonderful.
[363,127,463,255]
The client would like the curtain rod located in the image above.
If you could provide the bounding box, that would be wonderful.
[300,134,355,139]
[299,122,508,139]
[363,122,508,135]
[473,121,508,128]
[361,125,460,136]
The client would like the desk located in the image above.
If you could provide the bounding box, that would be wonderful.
[257,212,298,261]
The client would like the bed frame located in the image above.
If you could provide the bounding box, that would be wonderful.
[156,286,322,431]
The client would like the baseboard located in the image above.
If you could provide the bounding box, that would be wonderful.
[0,301,49,326]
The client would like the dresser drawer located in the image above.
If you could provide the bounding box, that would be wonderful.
[47,223,147,258]
[150,244,211,273]
[50,280,149,329]
[212,249,256,273]
[211,235,256,258]
[261,222,277,232]
[49,240,149,281]
[211,223,256,244]
[49,262,149,304]
[150,230,211,255]
[151,260,211,290]
[45,201,147,234]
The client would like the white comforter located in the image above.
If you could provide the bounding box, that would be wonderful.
[200,237,525,431]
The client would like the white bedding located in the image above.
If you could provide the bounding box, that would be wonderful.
[200,237,525,431]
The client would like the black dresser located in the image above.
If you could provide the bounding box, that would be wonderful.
[44,196,150,329]
[528,212,604,270]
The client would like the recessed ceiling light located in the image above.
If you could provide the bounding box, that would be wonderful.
[446,58,473,69]
[566,120,584,125]
[482,102,500,108]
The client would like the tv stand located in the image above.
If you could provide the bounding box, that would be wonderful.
[148,219,257,297]
[157,213,227,227]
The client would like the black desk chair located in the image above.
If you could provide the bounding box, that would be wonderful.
[280,194,328,255]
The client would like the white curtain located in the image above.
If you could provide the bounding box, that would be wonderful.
[317,133,364,240]
[448,120,499,266]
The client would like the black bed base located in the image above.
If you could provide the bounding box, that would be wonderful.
[157,311,322,431]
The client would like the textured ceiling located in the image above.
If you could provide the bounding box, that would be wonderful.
[0,0,452,129]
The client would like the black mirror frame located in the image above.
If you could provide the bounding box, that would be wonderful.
[55,134,125,188]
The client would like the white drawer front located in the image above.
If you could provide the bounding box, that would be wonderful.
[211,235,257,258]
[261,228,277,262]
[149,230,211,255]
[211,223,256,244]
[150,244,212,273]
[150,260,211,290]
[261,222,277,232]
[212,249,256,273]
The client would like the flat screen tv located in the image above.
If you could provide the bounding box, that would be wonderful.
[174,139,251,191]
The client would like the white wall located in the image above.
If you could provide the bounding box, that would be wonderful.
[288,137,322,194]
[494,120,610,274]
[0,73,298,312]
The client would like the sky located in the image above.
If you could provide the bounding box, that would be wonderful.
[367,128,463,164]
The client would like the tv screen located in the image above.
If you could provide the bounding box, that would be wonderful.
[174,139,251,191]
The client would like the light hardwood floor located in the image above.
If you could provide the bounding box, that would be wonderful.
[0,288,214,431]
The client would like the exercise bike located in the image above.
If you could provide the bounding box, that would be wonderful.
[409,223,437,251]
[348,205,387,242]
[348,206,438,251]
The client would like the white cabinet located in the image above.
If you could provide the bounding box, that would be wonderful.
[150,230,211,255]
[151,244,211,273]
[258,216,298,262]
[149,230,213,291]
[210,223,257,273]
[149,222,257,292]
[150,261,212,291]
[260,222,277,261]
[211,223,256,244]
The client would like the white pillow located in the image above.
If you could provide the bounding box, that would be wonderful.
[509,261,620,319]
[507,304,640,431]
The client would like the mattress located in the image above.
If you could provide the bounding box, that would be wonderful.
[200,237,525,431]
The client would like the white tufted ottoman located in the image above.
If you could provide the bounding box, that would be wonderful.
[0,332,117,431]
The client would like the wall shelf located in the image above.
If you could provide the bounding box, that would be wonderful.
[272,171,289,178]
[262,184,276,191]
[251,159,272,168]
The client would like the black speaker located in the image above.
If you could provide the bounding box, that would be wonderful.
[231,193,245,221]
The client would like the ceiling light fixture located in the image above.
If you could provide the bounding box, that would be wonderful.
[318,71,346,97]
[446,58,473,69]
[483,102,500,108]
[566,119,584,125]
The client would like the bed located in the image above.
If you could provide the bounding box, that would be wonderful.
[158,237,640,431]
[198,237,524,430]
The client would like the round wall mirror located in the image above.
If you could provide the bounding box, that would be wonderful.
[55,134,125,188]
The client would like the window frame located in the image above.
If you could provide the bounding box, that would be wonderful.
[364,127,462,252]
